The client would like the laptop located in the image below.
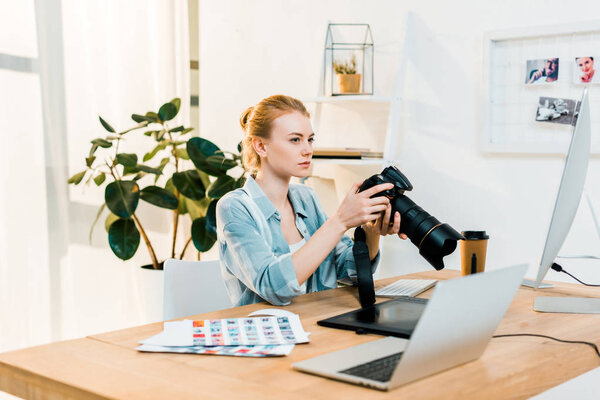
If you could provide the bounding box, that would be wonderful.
[293,264,527,391]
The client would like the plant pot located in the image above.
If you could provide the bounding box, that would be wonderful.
[336,73,362,94]
[141,260,165,270]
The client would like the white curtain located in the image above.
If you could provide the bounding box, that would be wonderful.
[0,0,190,353]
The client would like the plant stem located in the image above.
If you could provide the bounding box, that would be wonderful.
[169,127,180,259]
[132,213,160,269]
[171,202,180,258]
[179,237,192,260]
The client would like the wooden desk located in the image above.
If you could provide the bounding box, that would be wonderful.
[1,270,600,399]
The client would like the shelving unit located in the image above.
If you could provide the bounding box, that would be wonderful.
[304,20,408,167]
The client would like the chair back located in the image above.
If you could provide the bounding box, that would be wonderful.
[163,259,231,320]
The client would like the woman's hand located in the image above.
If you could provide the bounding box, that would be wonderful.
[332,182,394,231]
[363,203,408,239]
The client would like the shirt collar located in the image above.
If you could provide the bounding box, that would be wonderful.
[242,176,308,220]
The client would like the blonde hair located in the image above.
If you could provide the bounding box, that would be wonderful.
[240,94,310,173]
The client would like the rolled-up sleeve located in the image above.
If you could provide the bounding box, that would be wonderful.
[307,189,380,281]
[218,199,303,306]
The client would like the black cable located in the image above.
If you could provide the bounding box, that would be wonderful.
[551,262,600,287]
[493,333,600,360]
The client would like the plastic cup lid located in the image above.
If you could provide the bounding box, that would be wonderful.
[461,230,489,240]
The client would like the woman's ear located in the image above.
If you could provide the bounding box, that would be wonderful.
[252,137,267,158]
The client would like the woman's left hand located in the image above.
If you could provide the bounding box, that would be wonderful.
[363,204,408,239]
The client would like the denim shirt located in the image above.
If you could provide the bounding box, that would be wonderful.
[216,176,379,306]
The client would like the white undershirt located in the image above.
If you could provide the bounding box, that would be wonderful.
[288,238,307,293]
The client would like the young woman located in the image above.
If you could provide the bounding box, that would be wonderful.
[216,94,406,306]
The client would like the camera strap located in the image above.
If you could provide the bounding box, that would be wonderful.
[353,226,376,308]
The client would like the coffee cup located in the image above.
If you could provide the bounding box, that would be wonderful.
[459,231,489,275]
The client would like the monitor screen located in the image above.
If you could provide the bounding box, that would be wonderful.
[535,89,591,288]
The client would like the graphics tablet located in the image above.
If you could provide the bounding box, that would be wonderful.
[317,296,428,338]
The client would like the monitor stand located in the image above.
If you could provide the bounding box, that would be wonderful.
[534,297,600,314]
[534,190,600,314]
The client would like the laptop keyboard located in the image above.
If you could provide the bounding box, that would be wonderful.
[339,352,404,383]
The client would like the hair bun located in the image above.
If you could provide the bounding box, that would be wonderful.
[240,106,254,132]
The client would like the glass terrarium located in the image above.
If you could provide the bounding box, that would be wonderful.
[324,23,374,96]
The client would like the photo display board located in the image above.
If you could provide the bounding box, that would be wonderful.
[483,21,600,154]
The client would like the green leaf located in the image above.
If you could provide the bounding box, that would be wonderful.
[158,102,178,121]
[104,180,140,218]
[198,170,211,189]
[89,143,99,157]
[122,165,140,175]
[169,125,185,133]
[132,114,148,123]
[187,137,229,176]
[136,164,162,175]
[205,200,218,237]
[146,111,160,121]
[174,148,189,160]
[143,130,159,137]
[93,172,106,186]
[185,197,211,220]
[116,153,138,167]
[133,172,147,181]
[165,178,176,194]
[172,170,206,200]
[108,218,140,260]
[86,156,96,167]
[91,138,112,148]
[118,122,148,135]
[68,170,86,185]
[170,98,181,113]
[105,212,119,232]
[207,175,236,199]
[156,129,166,141]
[140,186,178,209]
[180,127,194,135]
[143,142,168,162]
[89,203,106,244]
[191,217,217,252]
[157,157,170,171]
[236,176,247,188]
[99,116,115,133]
[132,112,160,124]
[187,137,219,160]
[206,154,237,171]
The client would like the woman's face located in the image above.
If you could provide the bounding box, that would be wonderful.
[577,57,594,74]
[257,111,314,178]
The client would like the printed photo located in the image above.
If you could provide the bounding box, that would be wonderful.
[525,58,559,84]
[535,97,580,125]
[573,56,599,83]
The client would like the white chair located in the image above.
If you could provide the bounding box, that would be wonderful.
[163,259,232,320]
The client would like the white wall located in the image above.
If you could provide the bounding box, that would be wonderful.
[199,0,600,283]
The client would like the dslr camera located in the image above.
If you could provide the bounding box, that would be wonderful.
[359,166,463,270]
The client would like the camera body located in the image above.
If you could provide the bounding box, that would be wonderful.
[359,166,463,270]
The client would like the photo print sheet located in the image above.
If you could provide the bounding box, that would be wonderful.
[525,58,559,84]
[192,315,309,346]
[136,343,295,357]
[573,56,600,84]
[535,96,580,125]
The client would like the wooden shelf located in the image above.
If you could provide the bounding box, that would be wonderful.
[302,95,394,104]
[311,157,386,166]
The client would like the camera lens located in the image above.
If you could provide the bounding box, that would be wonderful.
[392,196,463,270]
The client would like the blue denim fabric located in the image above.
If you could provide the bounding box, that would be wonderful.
[216,176,379,306]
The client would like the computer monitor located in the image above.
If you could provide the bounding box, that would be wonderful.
[534,88,591,289]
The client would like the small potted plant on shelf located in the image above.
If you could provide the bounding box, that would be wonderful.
[67,98,245,269]
[333,54,361,94]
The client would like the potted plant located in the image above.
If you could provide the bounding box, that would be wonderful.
[68,98,245,269]
[333,54,361,94]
